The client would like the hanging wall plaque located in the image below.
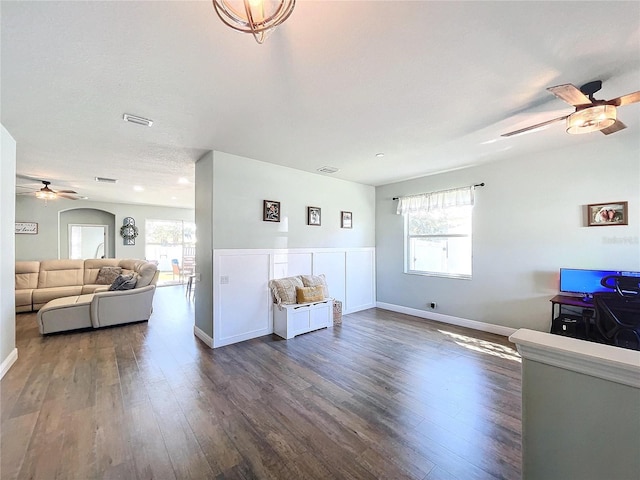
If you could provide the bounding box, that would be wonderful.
[120,217,138,245]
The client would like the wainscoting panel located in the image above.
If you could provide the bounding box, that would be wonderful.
[212,247,375,347]
[215,253,271,347]
[313,251,346,307]
[346,249,376,313]
[273,252,312,279]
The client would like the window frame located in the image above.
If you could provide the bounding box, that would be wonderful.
[403,205,473,279]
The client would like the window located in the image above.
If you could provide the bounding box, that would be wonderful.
[405,205,472,278]
[145,219,196,286]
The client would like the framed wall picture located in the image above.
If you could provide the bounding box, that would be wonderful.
[587,201,628,226]
[15,222,38,234]
[263,200,280,222]
[308,206,321,226]
[341,211,352,229]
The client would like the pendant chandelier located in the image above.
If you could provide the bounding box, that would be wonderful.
[212,0,296,44]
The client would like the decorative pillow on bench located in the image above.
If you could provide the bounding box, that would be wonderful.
[96,266,122,285]
[268,276,304,306]
[296,286,324,303]
[300,274,329,298]
[108,273,138,291]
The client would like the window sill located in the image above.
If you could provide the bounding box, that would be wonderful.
[404,271,472,280]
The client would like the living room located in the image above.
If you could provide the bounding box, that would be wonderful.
[1,1,639,479]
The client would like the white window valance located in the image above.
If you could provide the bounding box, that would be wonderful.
[396,185,474,215]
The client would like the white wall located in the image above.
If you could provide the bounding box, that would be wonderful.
[194,150,376,345]
[15,196,194,261]
[376,137,640,332]
[1,125,17,378]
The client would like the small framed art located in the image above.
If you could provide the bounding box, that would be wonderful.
[341,211,352,229]
[308,206,321,226]
[587,201,628,226]
[263,200,280,222]
[15,222,38,234]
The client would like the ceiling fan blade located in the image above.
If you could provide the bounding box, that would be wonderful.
[16,174,44,183]
[501,115,569,137]
[57,193,78,200]
[609,91,640,107]
[57,189,78,194]
[547,84,592,106]
[600,120,627,135]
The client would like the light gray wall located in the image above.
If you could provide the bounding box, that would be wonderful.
[59,209,116,258]
[376,138,640,331]
[15,196,194,261]
[194,151,214,337]
[1,125,17,375]
[522,360,640,479]
[212,151,375,249]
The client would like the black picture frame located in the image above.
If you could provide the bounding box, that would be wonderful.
[341,211,352,229]
[263,200,281,222]
[308,206,321,226]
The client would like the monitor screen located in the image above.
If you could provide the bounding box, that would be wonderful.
[559,268,640,295]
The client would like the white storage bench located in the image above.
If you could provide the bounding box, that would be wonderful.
[273,299,333,339]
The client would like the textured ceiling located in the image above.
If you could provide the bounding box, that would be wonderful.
[2,1,639,208]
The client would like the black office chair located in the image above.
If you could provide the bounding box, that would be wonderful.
[592,275,640,351]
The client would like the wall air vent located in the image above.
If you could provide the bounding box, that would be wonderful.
[95,177,118,184]
[317,166,339,174]
[123,113,153,127]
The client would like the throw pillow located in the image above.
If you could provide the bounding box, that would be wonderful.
[96,266,122,285]
[268,276,304,305]
[300,274,329,298]
[296,286,324,303]
[108,273,138,291]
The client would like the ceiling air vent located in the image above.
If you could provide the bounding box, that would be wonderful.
[317,166,339,174]
[123,113,153,127]
[95,177,118,184]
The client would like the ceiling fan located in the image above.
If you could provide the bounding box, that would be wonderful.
[18,180,80,200]
[502,80,640,137]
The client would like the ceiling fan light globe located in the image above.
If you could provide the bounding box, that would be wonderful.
[566,105,616,134]
[212,0,295,44]
[35,190,57,200]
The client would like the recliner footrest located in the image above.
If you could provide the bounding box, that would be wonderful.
[37,294,94,334]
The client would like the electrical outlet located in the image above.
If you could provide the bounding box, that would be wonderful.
[429,302,437,309]
[220,275,229,284]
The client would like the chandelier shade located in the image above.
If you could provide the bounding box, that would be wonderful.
[212,0,296,44]
[566,105,617,134]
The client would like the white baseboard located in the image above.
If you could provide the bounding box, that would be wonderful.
[0,348,18,380]
[375,302,517,338]
[194,325,213,349]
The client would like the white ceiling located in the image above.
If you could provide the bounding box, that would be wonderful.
[2,1,639,209]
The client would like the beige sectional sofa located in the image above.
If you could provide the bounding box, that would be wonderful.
[15,258,159,312]
[15,258,160,334]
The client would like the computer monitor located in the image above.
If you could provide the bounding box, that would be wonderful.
[559,268,640,299]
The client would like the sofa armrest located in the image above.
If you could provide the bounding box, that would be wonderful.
[90,285,156,328]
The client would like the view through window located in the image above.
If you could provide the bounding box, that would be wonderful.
[145,219,196,286]
[405,205,472,277]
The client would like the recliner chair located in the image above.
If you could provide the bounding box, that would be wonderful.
[592,275,640,351]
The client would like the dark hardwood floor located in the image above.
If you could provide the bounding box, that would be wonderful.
[1,286,522,479]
